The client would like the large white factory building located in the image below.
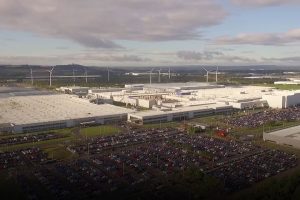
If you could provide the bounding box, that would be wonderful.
[1,82,300,133]
[0,94,131,133]
[85,82,300,124]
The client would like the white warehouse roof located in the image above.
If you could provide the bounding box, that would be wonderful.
[0,94,132,126]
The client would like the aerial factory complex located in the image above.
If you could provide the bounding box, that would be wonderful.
[1,82,300,133]
[1,75,300,199]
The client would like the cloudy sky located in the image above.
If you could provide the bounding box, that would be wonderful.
[0,0,300,66]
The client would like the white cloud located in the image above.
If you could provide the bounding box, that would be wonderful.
[231,0,300,7]
[0,53,151,65]
[5,51,300,66]
[177,51,223,60]
[214,28,300,45]
[176,50,256,63]
[0,0,227,48]
[263,56,300,63]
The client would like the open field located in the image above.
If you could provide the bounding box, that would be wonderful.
[43,146,77,161]
[255,83,300,90]
[80,125,120,137]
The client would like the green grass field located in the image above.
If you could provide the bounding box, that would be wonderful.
[43,146,77,160]
[0,128,71,139]
[142,122,180,129]
[80,125,120,137]
[255,83,300,90]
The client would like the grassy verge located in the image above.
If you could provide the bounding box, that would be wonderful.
[142,122,180,129]
[254,83,300,90]
[0,137,71,152]
[0,128,71,139]
[43,146,77,160]
[80,125,120,137]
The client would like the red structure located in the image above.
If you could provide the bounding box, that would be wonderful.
[215,129,228,137]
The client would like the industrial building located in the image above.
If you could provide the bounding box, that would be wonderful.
[142,82,224,93]
[57,86,89,95]
[263,125,300,149]
[84,82,300,124]
[2,82,300,132]
[0,94,132,133]
[262,90,300,108]
[88,83,274,110]
[128,103,232,124]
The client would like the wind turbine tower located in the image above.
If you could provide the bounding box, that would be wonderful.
[85,68,88,83]
[149,69,154,85]
[107,67,110,82]
[215,66,219,83]
[158,69,162,83]
[47,67,55,87]
[72,68,76,84]
[168,67,171,79]
[30,68,33,85]
[202,67,210,83]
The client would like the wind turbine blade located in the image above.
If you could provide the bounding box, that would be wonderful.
[202,66,208,72]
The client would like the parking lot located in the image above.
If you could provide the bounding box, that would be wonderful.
[0,132,65,147]
[225,106,300,128]
[0,147,52,170]
[0,128,298,199]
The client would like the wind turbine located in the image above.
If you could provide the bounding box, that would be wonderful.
[107,67,112,82]
[47,67,55,87]
[202,67,211,83]
[168,67,171,80]
[30,67,34,85]
[147,68,154,85]
[215,66,219,83]
[157,69,162,83]
[84,68,88,83]
[72,68,76,84]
